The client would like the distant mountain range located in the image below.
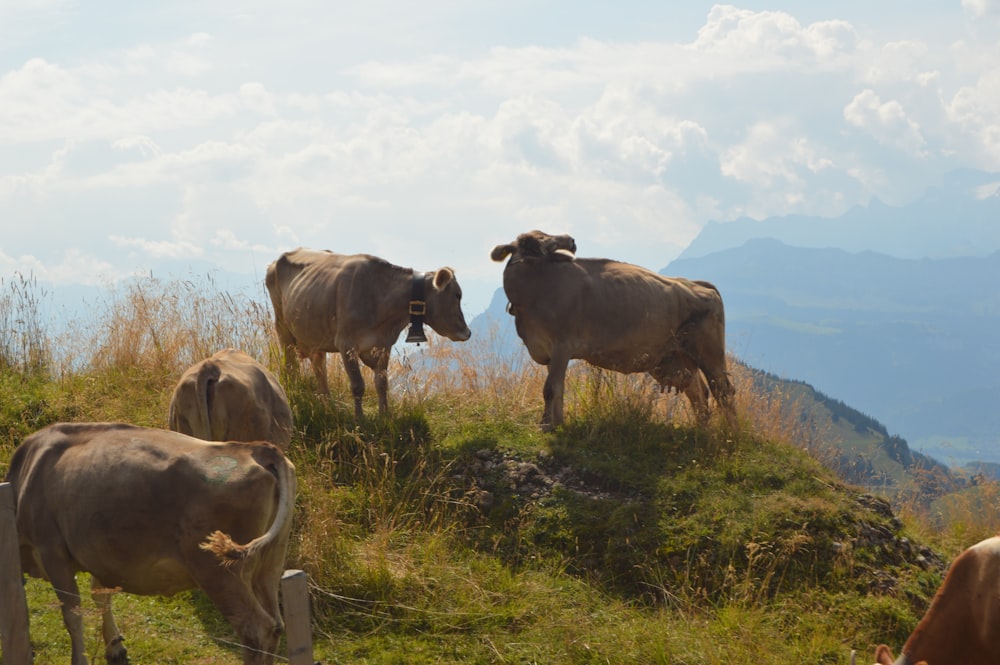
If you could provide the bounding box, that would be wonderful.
[666,168,1000,466]
[474,169,1000,468]
[666,239,1000,465]
[680,168,1000,261]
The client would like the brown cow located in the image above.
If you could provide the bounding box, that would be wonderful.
[265,247,472,420]
[491,230,735,430]
[169,348,293,449]
[5,422,297,665]
[872,535,1000,665]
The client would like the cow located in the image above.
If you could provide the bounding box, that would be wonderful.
[491,230,736,430]
[871,535,1000,665]
[5,422,297,665]
[169,347,294,449]
[265,247,472,420]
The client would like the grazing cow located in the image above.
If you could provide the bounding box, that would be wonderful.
[169,348,293,449]
[265,247,472,420]
[491,230,735,430]
[872,535,1000,665]
[5,422,297,665]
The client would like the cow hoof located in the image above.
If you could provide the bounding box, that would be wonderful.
[105,636,129,665]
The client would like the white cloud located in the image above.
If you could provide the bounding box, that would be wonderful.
[3,2,1000,316]
[721,121,830,187]
[0,57,250,143]
[844,89,928,156]
[947,68,1000,167]
[861,41,934,86]
[962,0,1000,17]
[689,4,859,66]
[112,135,161,159]
[0,247,123,287]
[109,235,204,260]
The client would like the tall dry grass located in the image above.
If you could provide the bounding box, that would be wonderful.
[3,272,996,543]
[70,274,275,375]
[0,271,50,374]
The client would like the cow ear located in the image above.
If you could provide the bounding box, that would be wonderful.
[432,267,455,290]
[873,645,895,665]
[490,244,515,262]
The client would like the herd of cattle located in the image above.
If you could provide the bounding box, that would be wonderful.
[2,230,995,664]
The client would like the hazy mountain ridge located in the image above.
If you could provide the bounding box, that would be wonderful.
[664,169,1000,466]
[680,169,1000,261]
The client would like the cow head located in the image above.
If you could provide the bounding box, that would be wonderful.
[426,267,472,342]
[491,230,577,264]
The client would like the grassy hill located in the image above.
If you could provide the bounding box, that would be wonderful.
[2,274,998,664]
[743,368,964,498]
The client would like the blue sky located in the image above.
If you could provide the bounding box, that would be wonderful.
[2,0,999,317]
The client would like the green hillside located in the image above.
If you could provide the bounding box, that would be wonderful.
[744,367,964,500]
[2,274,997,664]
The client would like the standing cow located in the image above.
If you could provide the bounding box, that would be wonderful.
[872,535,1000,665]
[491,230,736,430]
[169,348,293,449]
[265,248,472,420]
[5,422,297,665]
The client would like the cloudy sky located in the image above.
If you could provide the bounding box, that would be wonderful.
[2,0,999,317]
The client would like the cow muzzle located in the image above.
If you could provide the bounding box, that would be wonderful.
[450,327,472,342]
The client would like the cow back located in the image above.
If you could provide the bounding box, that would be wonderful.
[170,348,292,448]
[266,248,413,354]
[503,256,725,371]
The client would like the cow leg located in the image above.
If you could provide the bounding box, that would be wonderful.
[308,351,329,395]
[541,351,570,431]
[669,357,712,427]
[273,319,300,378]
[91,576,128,664]
[685,316,738,429]
[250,548,287,661]
[653,360,711,426]
[340,349,366,420]
[361,348,390,417]
[42,555,90,665]
[702,368,737,429]
[683,371,712,427]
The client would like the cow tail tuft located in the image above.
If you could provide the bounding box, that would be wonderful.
[200,530,249,567]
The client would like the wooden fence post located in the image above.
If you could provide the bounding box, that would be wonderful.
[0,482,32,664]
[281,569,315,665]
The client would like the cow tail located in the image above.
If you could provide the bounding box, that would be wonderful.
[200,447,297,567]
[196,361,221,441]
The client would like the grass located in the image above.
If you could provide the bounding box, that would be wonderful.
[0,273,994,664]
